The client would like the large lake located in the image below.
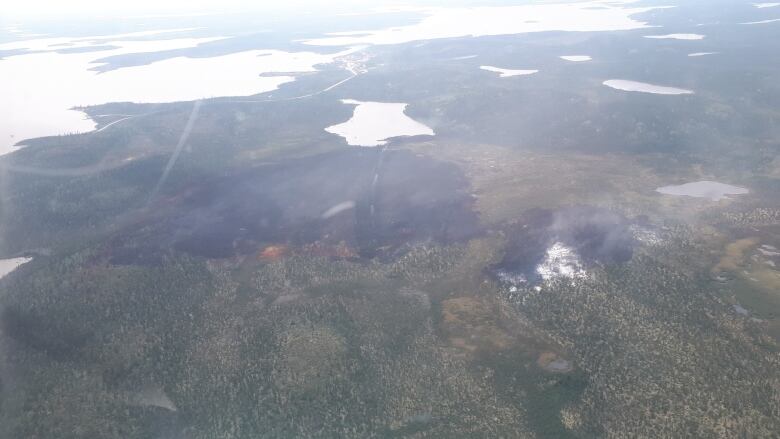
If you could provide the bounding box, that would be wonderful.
[0,31,354,155]
[304,2,663,46]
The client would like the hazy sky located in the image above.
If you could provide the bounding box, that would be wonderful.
[2,0,412,18]
[3,0,534,19]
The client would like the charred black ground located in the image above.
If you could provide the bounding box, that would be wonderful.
[109,148,480,263]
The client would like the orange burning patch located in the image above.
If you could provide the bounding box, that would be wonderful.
[258,245,288,261]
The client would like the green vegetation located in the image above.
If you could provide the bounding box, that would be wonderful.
[1,9,780,437]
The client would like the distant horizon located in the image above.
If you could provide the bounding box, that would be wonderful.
[3,0,385,19]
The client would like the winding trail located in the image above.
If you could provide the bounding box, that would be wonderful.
[1,52,368,190]
[93,115,136,133]
[225,68,363,104]
[218,47,368,104]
